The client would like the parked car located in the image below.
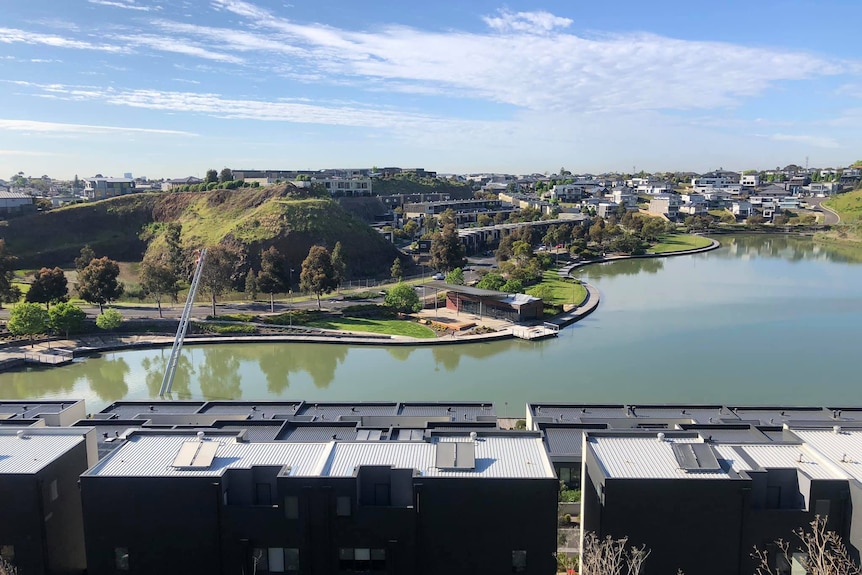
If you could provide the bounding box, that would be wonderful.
[432,272,445,280]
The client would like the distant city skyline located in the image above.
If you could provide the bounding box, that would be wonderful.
[1,0,861,179]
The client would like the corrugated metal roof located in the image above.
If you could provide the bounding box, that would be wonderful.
[589,436,731,480]
[0,190,33,200]
[399,405,492,419]
[295,404,397,418]
[86,435,330,477]
[280,427,358,442]
[88,433,553,479]
[0,431,85,474]
[544,428,586,456]
[713,444,844,481]
[792,429,862,483]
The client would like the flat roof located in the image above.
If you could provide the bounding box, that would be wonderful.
[0,428,87,474]
[85,431,554,479]
[791,429,862,484]
[588,434,734,480]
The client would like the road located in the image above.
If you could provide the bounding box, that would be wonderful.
[805,197,840,225]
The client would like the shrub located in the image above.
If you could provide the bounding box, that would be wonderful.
[95,308,123,330]
[207,313,256,322]
[204,323,256,334]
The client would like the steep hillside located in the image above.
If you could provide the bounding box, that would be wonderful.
[1,185,401,276]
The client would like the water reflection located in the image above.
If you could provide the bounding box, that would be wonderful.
[86,356,130,402]
[0,364,81,399]
[198,346,242,400]
[141,352,193,400]
[577,257,664,280]
[719,234,862,264]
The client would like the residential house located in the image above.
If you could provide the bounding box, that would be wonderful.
[0,427,97,575]
[611,189,638,208]
[731,201,752,218]
[0,190,36,215]
[80,429,557,575]
[83,177,135,200]
[648,194,681,219]
[807,182,842,196]
[597,202,619,219]
[740,174,760,188]
[161,176,203,191]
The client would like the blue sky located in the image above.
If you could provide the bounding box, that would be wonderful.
[1,0,861,179]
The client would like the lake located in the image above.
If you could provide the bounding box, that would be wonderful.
[3,234,862,416]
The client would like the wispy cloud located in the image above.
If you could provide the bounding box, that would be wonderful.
[87,0,156,11]
[122,35,244,64]
[0,149,60,156]
[482,10,573,34]
[0,27,129,53]
[197,0,850,114]
[0,118,196,136]
[768,133,840,149]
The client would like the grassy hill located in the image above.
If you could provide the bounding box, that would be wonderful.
[824,190,862,223]
[1,184,401,276]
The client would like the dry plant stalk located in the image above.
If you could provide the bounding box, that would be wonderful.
[752,516,861,575]
[581,532,650,575]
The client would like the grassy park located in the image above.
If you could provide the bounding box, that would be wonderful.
[648,234,713,254]
[528,275,588,306]
[306,317,436,338]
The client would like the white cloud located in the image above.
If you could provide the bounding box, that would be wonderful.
[0,27,129,53]
[121,35,244,64]
[482,10,573,34]
[196,1,849,115]
[87,0,155,11]
[0,149,59,156]
[768,133,840,149]
[0,118,196,136]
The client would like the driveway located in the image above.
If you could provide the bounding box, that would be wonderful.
[805,197,840,225]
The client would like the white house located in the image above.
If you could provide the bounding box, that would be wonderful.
[83,177,135,200]
[648,194,681,219]
[731,201,752,217]
[611,189,638,207]
[740,174,760,188]
[637,182,673,195]
[597,202,619,219]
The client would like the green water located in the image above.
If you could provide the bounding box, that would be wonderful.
[3,234,862,415]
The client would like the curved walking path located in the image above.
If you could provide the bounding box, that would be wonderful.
[0,239,720,369]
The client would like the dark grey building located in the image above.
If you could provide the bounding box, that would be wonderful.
[80,428,557,575]
[0,427,97,575]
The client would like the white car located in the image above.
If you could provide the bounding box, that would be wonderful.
[432,272,446,280]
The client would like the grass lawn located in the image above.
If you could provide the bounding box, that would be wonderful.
[527,275,588,306]
[306,317,436,338]
[648,234,713,254]
[825,190,862,223]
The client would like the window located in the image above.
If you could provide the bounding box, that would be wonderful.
[49,479,59,502]
[336,496,351,517]
[284,496,299,519]
[253,548,299,573]
[115,547,129,571]
[0,546,14,563]
[256,483,272,506]
[339,548,385,572]
[512,550,527,573]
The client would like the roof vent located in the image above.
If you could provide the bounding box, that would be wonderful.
[196,431,205,441]
[833,426,842,435]
[16,430,25,440]
[469,431,478,441]
[657,432,666,442]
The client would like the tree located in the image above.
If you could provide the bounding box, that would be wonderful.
[752,516,860,575]
[139,258,180,318]
[501,279,524,293]
[300,245,337,310]
[204,169,218,184]
[0,239,20,308]
[580,532,650,575]
[257,246,286,312]
[48,301,86,338]
[25,267,68,309]
[75,245,96,272]
[77,257,124,313]
[244,268,259,301]
[164,223,185,276]
[445,267,465,285]
[7,302,49,346]
[331,241,347,290]
[0,555,17,575]
[219,168,233,183]
[402,219,419,239]
[641,218,666,242]
[200,245,241,316]
[429,223,466,272]
[384,283,421,313]
[390,258,403,281]
[476,272,505,291]
[528,284,553,301]
[96,308,123,330]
